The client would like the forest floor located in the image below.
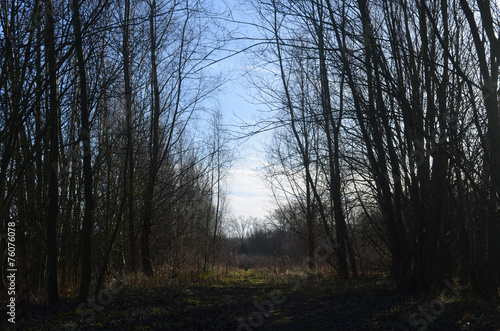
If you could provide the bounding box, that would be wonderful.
[5,269,500,330]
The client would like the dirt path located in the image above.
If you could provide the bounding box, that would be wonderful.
[7,271,500,330]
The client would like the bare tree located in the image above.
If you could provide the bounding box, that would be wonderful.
[72,0,97,302]
[459,0,500,302]
[45,0,60,304]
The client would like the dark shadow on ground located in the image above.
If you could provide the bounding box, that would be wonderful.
[4,271,500,330]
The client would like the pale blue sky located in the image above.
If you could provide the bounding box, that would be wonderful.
[215,0,274,220]
[219,63,273,220]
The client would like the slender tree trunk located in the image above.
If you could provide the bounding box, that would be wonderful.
[325,0,407,287]
[123,0,137,274]
[272,0,337,269]
[141,0,160,277]
[315,5,349,280]
[211,177,220,267]
[45,0,60,304]
[211,112,224,268]
[34,6,45,292]
[72,0,95,302]
[306,178,315,270]
[460,0,500,302]
[95,156,128,296]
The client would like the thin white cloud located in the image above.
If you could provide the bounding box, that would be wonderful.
[227,156,272,219]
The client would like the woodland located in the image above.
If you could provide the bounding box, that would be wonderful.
[2,0,500,329]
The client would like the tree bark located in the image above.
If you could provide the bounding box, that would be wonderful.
[72,0,95,302]
[123,0,137,274]
[314,2,349,279]
[45,0,60,304]
[141,0,160,277]
[460,0,500,302]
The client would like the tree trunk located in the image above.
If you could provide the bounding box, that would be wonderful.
[272,1,337,270]
[141,0,160,277]
[123,0,137,274]
[72,0,95,302]
[45,0,60,304]
[315,4,349,279]
[460,0,500,302]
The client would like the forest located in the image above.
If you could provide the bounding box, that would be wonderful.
[1,0,500,329]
